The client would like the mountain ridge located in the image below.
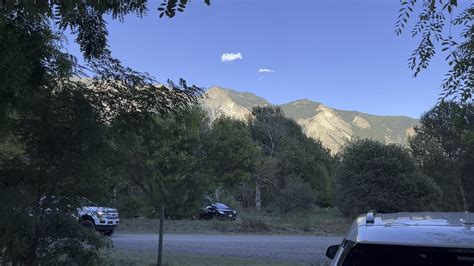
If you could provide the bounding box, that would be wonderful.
[201,86,418,153]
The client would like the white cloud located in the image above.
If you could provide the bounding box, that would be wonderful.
[258,68,274,73]
[221,52,243,62]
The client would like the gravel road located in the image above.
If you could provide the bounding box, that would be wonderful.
[112,233,342,264]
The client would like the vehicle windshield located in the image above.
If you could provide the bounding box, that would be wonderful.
[213,203,229,209]
[343,244,474,266]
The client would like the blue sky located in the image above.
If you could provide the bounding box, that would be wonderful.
[65,0,460,118]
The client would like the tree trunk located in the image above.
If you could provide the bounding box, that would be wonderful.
[255,181,261,211]
[25,235,38,266]
[214,187,222,202]
[459,180,469,211]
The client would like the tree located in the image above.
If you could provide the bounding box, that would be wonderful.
[0,1,208,263]
[248,106,290,210]
[275,135,334,207]
[0,87,109,264]
[248,106,334,211]
[249,106,288,157]
[0,1,205,121]
[110,107,210,218]
[206,117,260,197]
[396,0,473,101]
[0,7,112,262]
[410,102,474,211]
[335,139,441,218]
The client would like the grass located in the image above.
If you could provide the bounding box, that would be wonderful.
[239,217,270,232]
[103,250,309,265]
[116,208,351,236]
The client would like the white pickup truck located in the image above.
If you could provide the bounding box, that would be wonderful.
[78,205,120,236]
[37,196,120,236]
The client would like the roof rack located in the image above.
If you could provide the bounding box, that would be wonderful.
[366,211,376,225]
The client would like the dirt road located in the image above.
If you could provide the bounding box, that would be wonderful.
[112,233,342,264]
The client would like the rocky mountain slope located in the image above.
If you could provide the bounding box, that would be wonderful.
[201,86,418,153]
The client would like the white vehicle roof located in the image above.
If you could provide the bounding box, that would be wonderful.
[345,212,474,249]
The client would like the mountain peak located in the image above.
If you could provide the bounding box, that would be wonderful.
[205,86,269,109]
[207,86,235,93]
[289,98,320,105]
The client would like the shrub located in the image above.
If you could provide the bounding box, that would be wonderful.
[335,139,441,218]
[274,175,315,215]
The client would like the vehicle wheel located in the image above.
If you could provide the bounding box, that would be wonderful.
[81,219,95,231]
[103,229,114,236]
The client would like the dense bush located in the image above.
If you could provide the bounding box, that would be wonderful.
[335,139,441,218]
[274,175,315,215]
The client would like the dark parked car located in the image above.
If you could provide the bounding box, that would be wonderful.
[199,202,237,220]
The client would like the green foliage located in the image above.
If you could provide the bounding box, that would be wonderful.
[274,175,315,215]
[396,0,473,101]
[110,107,210,218]
[410,102,474,211]
[157,0,211,18]
[0,6,112,261]
[248,106,334,211]
[0,86,110,263]
[249,106,289,157]
[206,117,259,192]
[0,1,207,263]
[275,135,334,207]
[0,196,108,264]
[0,134,23,162]
[335,139,441,218]
[114,192,148,218]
